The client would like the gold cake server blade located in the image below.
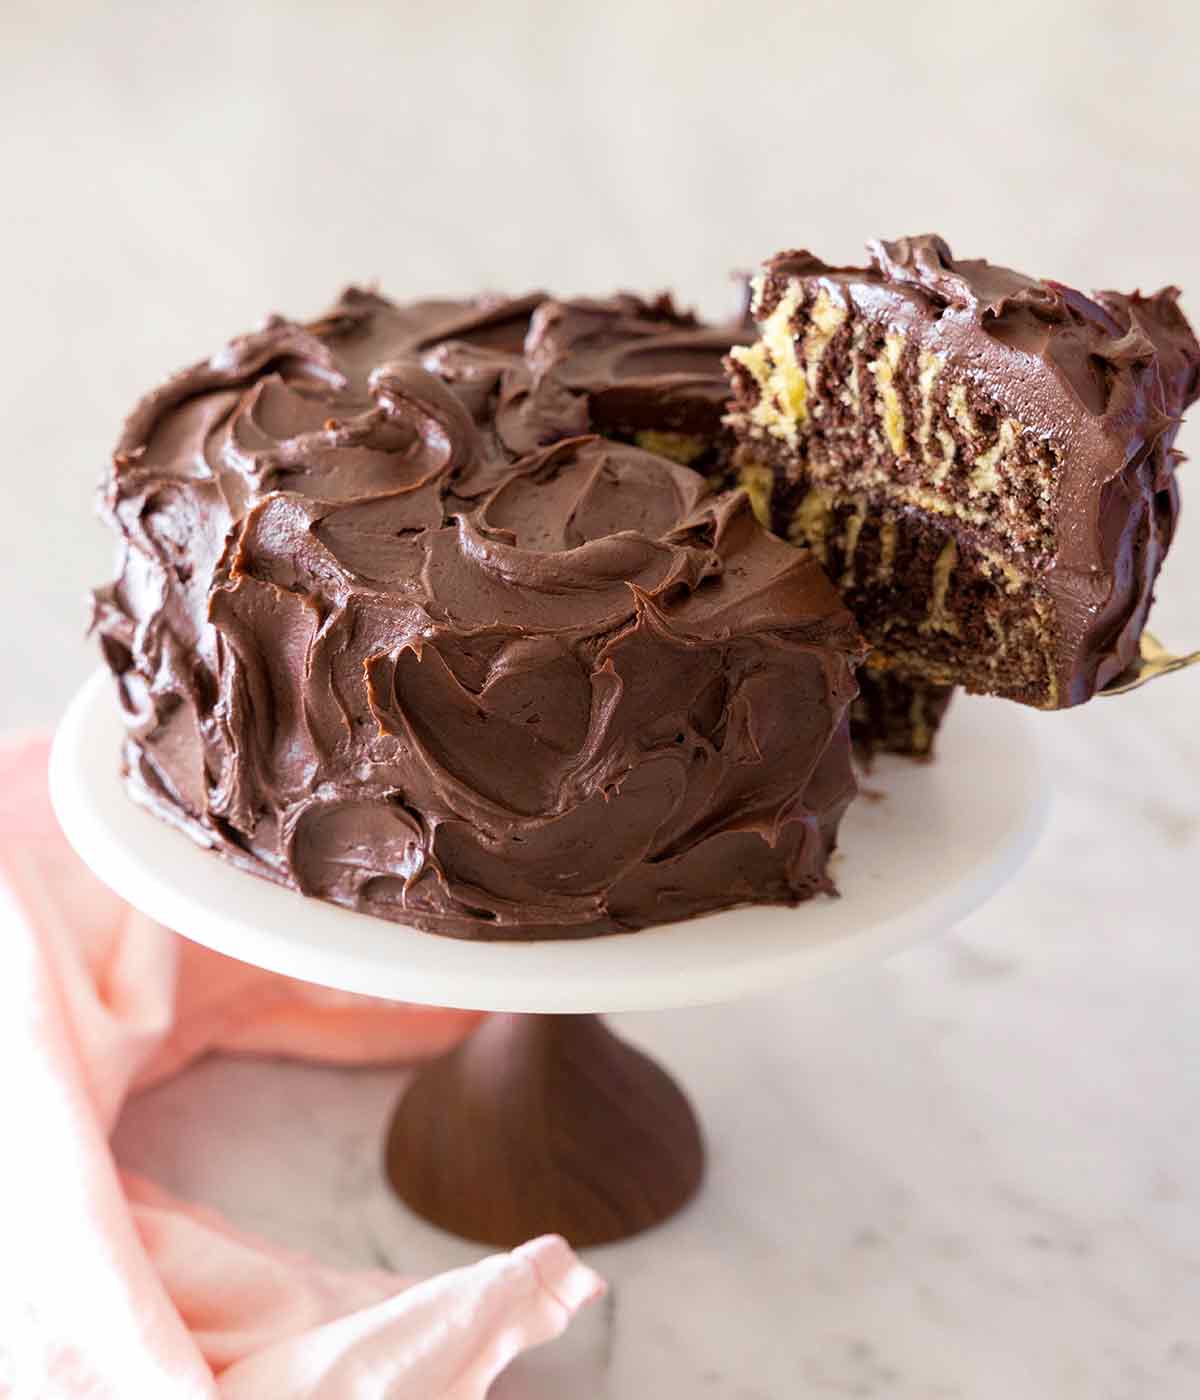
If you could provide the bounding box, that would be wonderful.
[1100,632,1200,696]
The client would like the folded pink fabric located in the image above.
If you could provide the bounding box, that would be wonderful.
[0,735,603,1399]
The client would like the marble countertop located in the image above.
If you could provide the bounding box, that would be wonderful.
[8,1,1200,1393]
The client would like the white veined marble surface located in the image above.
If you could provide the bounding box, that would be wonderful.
[7,0,1200,1394]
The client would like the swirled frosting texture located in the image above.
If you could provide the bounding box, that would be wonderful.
[93,289,863,939]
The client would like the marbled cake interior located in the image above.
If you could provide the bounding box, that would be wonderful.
[726,236,1200,708]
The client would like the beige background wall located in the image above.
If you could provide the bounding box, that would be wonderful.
[4,0,1199,727]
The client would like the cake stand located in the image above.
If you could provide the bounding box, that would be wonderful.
[50,671,1048,1249]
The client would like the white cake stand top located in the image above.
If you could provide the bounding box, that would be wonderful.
[50,671,1047,1014]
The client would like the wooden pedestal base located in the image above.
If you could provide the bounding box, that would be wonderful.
[384,1013,705,1249]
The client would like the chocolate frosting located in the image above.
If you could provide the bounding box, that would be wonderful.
[763,235,1200,702]
[93,289,862,939]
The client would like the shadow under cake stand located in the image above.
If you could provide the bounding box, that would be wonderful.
[50,671,1048,1249]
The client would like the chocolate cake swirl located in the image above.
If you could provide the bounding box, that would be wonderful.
[727,235,1200,708]
[93,289,864,940]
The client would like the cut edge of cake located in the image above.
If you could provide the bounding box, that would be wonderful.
[724,234,1200,710]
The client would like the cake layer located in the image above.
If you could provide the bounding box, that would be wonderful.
[770,480,1056,705]
[727,235,1200,708]
[93,291,863,941]
[850,665,955,761]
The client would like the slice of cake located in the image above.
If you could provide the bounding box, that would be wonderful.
[93,291,864,941]
[726,235,1200,708]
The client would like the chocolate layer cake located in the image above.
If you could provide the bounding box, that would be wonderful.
[726,235,1200,708]
[93,290,864,940]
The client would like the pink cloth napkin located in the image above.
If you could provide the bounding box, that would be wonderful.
[0,735,604,1399]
